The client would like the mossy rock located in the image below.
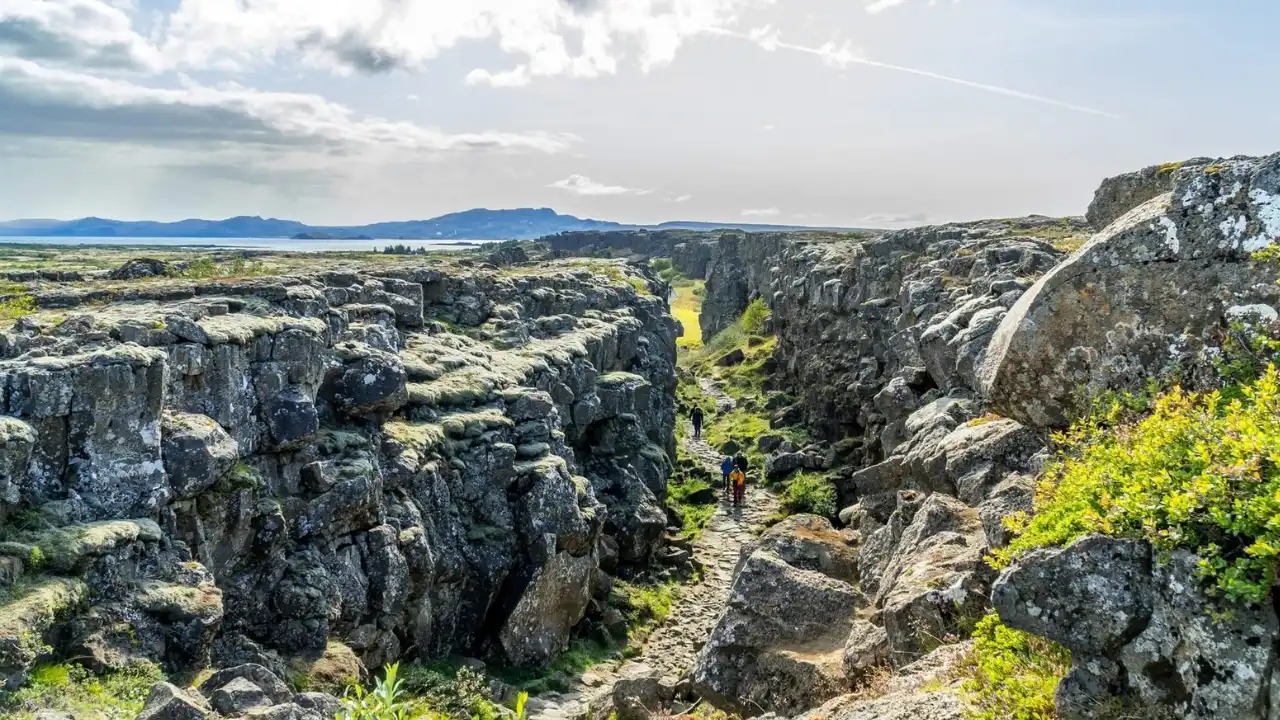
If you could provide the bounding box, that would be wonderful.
[286,640,363,693]
[0,576,88,673]
[30,519,162,573]
[134,581,224,623]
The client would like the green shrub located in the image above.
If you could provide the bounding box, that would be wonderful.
[958,613,1069,720]
[741,298,769,334]
[779,472,836,518]
[999,364,1280,603]
[649,258,673,272]
[0,295,37,322]
[340,663,412,720]
[1,660,166,719]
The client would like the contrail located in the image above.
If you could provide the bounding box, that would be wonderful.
[712,28,1121,120]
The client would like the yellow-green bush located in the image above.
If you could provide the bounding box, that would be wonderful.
[999,364,1280,603]
[779,472,836,518]
[741,298,769,334]
[0,660,165,720]
[959,613,1070,720]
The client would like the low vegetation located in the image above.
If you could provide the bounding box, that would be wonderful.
[0,295,36,322]
[0,660,166,720]
[778,471,837,518]
[998,364,1280,603]
[957,613,1070,720]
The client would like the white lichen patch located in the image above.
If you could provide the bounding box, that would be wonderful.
[1247,187,1280,251]
[1226,304,1279,322]
[1219,215,1248,246]
[1155,217,1179,254]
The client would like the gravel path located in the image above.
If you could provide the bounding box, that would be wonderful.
[526,415,778,720]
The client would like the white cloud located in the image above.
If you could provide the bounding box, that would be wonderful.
[864,0,907,14]
[161,0,773,83]
[0,0,163,72]
[406,93,419,102]
[741,207,780,217]
[549,174,650,196]
[466,66,533,88]
[859,212,929,225]
[672,194,693,203]
[866,0,959,14]
[0,57,575,155]
[762,123,776,131]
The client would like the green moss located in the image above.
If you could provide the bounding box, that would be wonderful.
[1156,161,1185,175]
[286,640,362,694]
[778,472,837,519]
[956,613,1069,720]
[0,576,88,668]
[29,520,162,573]
[998,364,1280,604]
[0,660,166,720]
[668,478,717,541]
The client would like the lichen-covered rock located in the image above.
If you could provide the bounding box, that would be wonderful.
[980,155,1280,427]
[842,619,890,681]
[137,682,211,720]
[0,417,34,504]
[692,549,864,716]
[1085,157,1211,230]
[992,534,1153,655]
[499,550,595,668]
[743,514,859,585]
[161,413,239,500]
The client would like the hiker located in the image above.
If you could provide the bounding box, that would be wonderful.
[691,406,704,439]
[720,456,735,497]
[730,466,747,506]
[734,453,748,474]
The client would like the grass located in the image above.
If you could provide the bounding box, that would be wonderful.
[955,613,1069,720]
[668,475,718,541]
[0,661,166,720]
[672,281,704,350]
[998,363,1280,604]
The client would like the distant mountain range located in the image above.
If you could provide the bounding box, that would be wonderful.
[0,208,858,241]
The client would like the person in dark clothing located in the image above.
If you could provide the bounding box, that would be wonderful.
[720,456,735,497]
[734,453,748,473]
[690,406,704,439]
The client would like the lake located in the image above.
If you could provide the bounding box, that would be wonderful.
[0,236,493,253]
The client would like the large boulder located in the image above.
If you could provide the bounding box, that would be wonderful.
[980,155,1280,428]
[1085,157,1211,230]
[691,549,865,716]
[0,417,35,503]
[499,551,595,668]
[743,514,859,585]
[161,413,239,500]
[873,495,991,666]
[137,682,211,720]
[995,535,1280,720]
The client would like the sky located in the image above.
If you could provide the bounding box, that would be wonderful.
[0,1,1278,228]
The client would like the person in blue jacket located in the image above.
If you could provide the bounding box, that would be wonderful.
[720,456,735,498]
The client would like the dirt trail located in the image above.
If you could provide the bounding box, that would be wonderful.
[526,412,778,720]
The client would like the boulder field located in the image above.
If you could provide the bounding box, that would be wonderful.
[0,257,680,713]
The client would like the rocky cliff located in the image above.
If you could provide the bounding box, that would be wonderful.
[558,153,1280,720]
[0,256,679,695]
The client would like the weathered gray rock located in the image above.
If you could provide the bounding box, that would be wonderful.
[981,155,1280,427]
[1117,552,1276,718]
[198,663,293,704]
[692,549,864,716]
[210,676,274,715]
[0,417,35,504]
[1086,157,1210,230]
[137,682,211,720]
[161,412,239,499]
[993,534,1153,655]
[499,551,595,668]
[842,619,889,681]
[745,514,859,585]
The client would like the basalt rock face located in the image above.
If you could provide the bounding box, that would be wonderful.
[980,154,1280,427]
[0,258,678,686]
